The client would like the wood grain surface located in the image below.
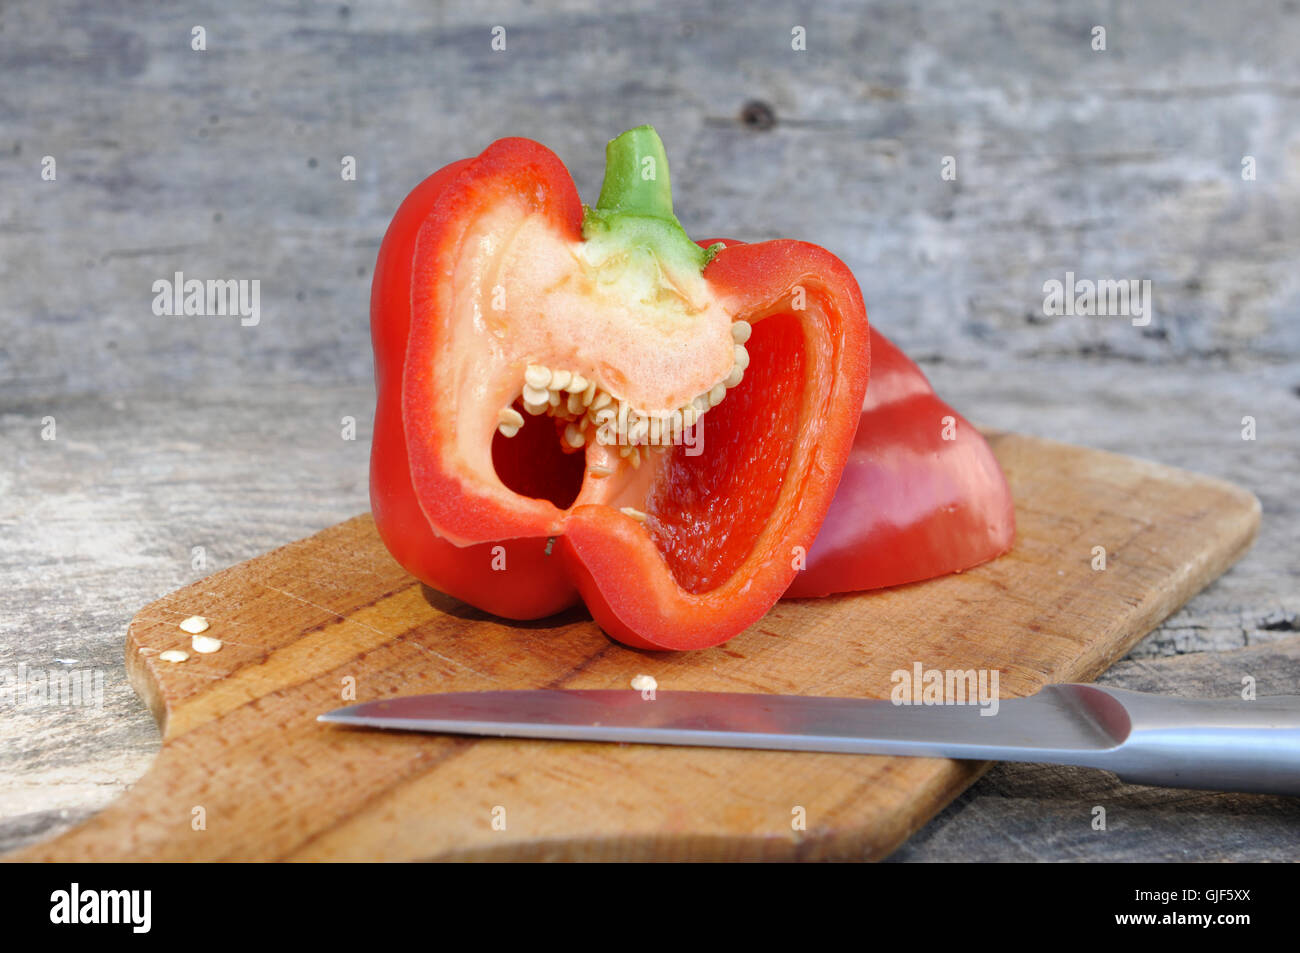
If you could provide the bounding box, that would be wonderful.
[12,432,1260,861]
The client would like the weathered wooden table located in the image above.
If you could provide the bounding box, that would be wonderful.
[2,0,1297,859]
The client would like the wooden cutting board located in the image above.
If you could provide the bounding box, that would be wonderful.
[13,432,1259,861]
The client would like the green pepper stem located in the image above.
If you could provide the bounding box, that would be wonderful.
[595,125,677,221]
[583,126,716,273]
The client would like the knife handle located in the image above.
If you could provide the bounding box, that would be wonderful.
[1071,686,1300,796]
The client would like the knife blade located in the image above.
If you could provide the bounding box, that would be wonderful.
[318,685,1300,795]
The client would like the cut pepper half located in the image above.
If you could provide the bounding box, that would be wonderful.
[784,325,1016,597]
[370,126,870,648]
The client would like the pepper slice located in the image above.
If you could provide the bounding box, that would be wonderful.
[783,325,1016,597]
[370,126,870,649]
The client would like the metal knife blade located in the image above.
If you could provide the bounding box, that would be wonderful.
[318,685,1300,795]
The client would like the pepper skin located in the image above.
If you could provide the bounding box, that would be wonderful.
[784,325,1016,597]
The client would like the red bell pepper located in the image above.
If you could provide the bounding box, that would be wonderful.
[783,325,1016,597]
[370,126,870,649]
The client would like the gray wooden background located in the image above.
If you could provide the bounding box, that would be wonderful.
[2,0,1298,860]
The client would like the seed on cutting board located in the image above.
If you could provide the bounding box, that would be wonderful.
[158,649,189,663]
[630,673,657,692]
[178,616,209,634]
[191,634,223,654]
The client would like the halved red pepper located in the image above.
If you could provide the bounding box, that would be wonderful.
[370,126,870,648]
[784,325,1016,597]
[371,127,1015,649]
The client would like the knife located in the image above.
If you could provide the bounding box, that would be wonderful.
[318,684,1300,795]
